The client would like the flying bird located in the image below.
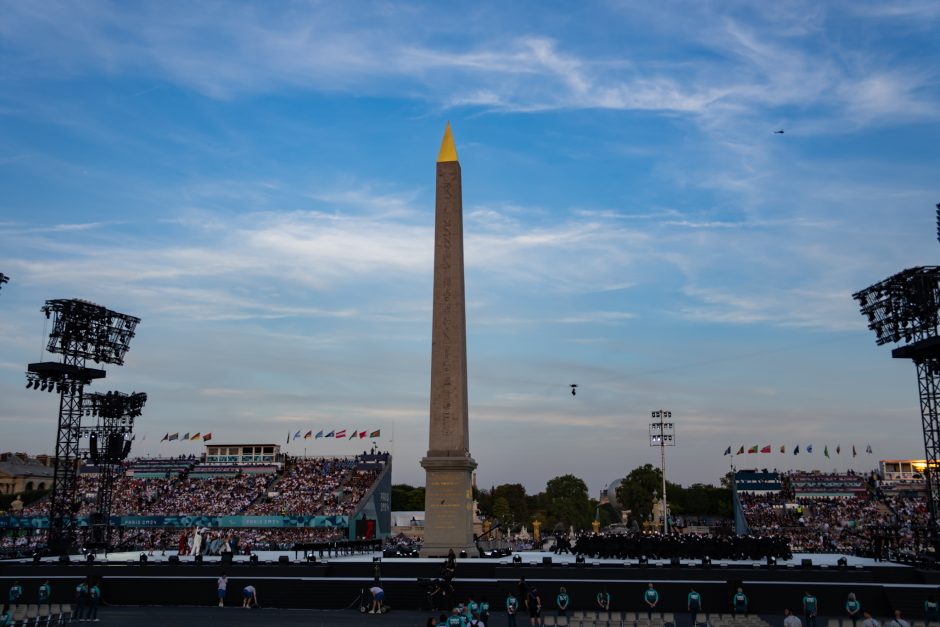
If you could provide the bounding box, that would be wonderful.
[774,129,785,134]
[570,384,578,396]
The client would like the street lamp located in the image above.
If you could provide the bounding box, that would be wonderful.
[650,410,675,535]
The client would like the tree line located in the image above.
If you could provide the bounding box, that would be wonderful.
[392,464,731,533]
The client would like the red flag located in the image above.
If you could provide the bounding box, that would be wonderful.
[760,445,771,453]
[203,433,212,442]
[335,429,346,439]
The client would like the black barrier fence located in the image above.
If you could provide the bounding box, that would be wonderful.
[0,562,937,617]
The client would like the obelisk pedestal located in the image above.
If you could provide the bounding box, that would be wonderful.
[420,123,478,557]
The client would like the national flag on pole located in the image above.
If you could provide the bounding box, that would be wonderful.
[315,430,324,439]
[286,432,289,444]
[304,430,312,440]
[807,444,813,453]
[161,433,169,442]
[866,444,873,454]
[748,445,758,454]
[184,433,190,441]
[760,445,771,454]
[852,445,857,457]
[335,429,346,439]
[779,444,785,454]
[836,445,841,455]
[325,430,334,438]
[203,433,212,442]
[359,430,367,439]
[736,446,744,455]
[824,445,830,458]
[723,446,732,456]
[191,433,201,441]
[169,433,179,441]
[349,429,358,439]
[370,430,381,438]
[793,445,800,455]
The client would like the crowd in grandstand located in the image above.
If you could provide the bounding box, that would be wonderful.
[246,457,357,515]
[737,470,930,556]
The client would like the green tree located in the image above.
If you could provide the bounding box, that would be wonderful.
[616,464,663,526]
[544,474,592,531]
[492,483,528,525]
[492,496,512,528]
[390,484,425,511]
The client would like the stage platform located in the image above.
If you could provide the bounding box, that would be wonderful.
[2,550,937,617]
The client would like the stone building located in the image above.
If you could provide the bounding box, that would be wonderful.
[0,452,54,495]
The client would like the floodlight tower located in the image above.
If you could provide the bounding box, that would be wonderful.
[853,203,940,552]
[25,299,140,554]
[649,410,675,535]
[79,391,147,548]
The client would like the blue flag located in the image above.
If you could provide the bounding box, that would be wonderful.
[793,445,800,455]
[315,430,324,439]
[807,444,813,453]
[293,430,301,440]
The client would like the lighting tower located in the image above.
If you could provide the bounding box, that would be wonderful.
[649,409,675,535]
[0,273,9,294]
[25,299,140,554]
[853,202,940,553]
[79,391,147,548]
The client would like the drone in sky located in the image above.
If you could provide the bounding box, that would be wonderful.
[570,384,578,396]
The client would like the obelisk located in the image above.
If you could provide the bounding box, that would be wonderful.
[420,123,478,557]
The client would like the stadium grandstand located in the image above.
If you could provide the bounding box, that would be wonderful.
[734,467,929,557]
[1,444,391,556]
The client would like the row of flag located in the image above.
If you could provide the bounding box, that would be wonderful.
[157,429,383,444]
[724,444,874,458]
[160,432,211,442]
[287,429,381,443]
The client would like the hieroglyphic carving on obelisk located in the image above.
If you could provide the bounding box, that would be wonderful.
[420,123,478,557]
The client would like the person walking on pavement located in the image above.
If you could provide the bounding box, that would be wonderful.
[6,582,21,605]
[732,587,748,617]
[72,579,88,622]
[926,596,939,627]
[525,586,542,626]
[803,591,819,627]
[217,574,228,607]
[784,609,803,627]
[644,583,660,620]
[242,584,258,608]
[860,609,881,627]
[688,588,702,627]
[37,580,51,607]
[887,610,910,627]
[506,592,519,627]
[846,593,861,627]
[556,587,570,619]
[85,577,101,622]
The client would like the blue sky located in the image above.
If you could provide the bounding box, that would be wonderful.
[1,1,939,494]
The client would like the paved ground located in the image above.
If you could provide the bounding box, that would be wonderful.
[72,605,444,626]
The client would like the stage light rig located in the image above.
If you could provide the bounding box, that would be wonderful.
[853,202,940,553]
[25,299,141,555]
